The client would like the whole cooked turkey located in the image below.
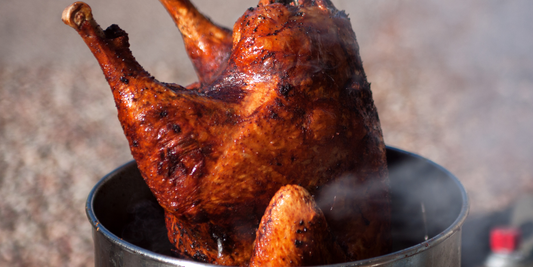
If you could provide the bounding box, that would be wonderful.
[62,0,391,265]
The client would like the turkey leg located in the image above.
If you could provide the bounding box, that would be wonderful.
[62,3,247,265]
[249,185,346,266]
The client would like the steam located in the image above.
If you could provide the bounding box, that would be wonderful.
[387,152,464,245]
[316,173,391,223]
[310,148,466,252]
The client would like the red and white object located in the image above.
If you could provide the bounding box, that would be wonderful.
[490,227,521,254]
[485,227,525,267]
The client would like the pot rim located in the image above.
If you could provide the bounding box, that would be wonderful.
[86,146,469,267]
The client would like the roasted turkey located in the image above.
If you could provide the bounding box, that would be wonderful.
[62,0,391,265]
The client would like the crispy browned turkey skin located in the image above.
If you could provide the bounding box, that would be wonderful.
[249,184,346,267]
[62,0,391,265]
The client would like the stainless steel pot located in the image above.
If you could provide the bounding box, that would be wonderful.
[86,147,469,266]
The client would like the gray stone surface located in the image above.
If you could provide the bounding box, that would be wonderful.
[1,0,532,266]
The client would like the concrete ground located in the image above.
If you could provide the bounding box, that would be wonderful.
[1,0,532,266]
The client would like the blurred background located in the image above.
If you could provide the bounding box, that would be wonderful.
[1,0,532,266]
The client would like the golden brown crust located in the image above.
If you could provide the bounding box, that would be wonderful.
[249,185,346,267]
[63,0,391,265]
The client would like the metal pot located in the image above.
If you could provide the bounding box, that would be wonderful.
[86,147,469,266]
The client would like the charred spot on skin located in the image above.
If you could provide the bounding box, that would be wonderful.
[261,51,275,61]
[165,149,183,177]
[104,24,127,39]
[132,140,139,147]
[200,145,214,156]
[279,83,294,98]
[171,124,181,133]
[157,155,165,175]
[120,76,129,84]
[294,239,303,247]
[159,110,168,118]
[278,72,295,98]
[275,97,285,107]
[269,110,279,120]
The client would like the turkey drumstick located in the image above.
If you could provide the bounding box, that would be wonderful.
[249,185,346,267]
